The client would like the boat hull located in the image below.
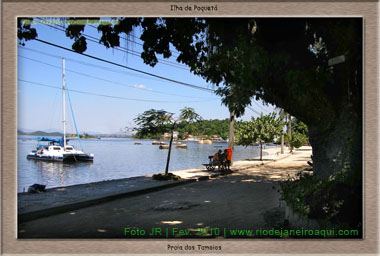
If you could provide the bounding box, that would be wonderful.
[27,154,64,162]
[27,153,94,162]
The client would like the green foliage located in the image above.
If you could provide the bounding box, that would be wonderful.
[235,112,284,146]
[79,133,95,139]
[133,108,229,139]
[291,118,308,136]
[175,119,229,139]
[285,132,308,149]
[280,170,362,232]
[285,118,309,149]
[133,109,173,138]
[235,112,284,160]
[179,107,202,123]
[17,18,38,46]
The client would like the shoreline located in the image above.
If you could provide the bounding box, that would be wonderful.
[18,145,287,194]
[18,143,283,193]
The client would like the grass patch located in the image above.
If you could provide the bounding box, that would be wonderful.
[280,169,362,235]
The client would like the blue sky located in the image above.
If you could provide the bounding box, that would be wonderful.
[17,18,275,134]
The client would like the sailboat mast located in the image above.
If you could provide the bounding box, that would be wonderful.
[62,58,66,150]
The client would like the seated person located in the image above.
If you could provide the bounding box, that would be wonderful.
[219,150,227,169]
[212,149,223,170]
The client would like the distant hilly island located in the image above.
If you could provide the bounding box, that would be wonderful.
[18,130,63,136]
[17,129,132,138]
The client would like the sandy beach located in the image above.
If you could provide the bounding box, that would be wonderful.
[18,146,313,239]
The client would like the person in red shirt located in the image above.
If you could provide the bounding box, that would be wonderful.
[225,148,232,171]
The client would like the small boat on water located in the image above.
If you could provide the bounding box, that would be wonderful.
[27,137,94,162]
[198,139,212,144]
[26,58,94,163]
[176,144,188,149]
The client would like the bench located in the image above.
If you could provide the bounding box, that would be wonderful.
[203,155,227,171]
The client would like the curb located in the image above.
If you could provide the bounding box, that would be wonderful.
[18,171,227,223]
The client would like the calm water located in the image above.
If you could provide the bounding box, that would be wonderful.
[18,136,270,192]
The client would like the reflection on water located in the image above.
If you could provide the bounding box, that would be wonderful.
[33,161,94,188]
[18,136,271,192]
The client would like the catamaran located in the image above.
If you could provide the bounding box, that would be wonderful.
[26,58,94,162]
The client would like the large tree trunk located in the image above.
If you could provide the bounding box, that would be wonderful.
[281,134,284,154]
[308,104,362,180]
[228,110,235,165]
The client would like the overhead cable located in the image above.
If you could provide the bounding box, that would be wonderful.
[18,79,218,103]
[34,38,214,93]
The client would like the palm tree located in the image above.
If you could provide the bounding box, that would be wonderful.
[179,107,203,123]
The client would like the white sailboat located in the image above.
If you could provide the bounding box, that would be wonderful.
[26,58,94,162]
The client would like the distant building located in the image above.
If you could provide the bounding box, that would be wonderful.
[163,131,179,139]
[186,135,196,141]
[211,134,224,141]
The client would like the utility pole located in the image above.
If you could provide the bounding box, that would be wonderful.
[279,108,285,154]
[228,110,235,165]
[281,133,284,154]
[286,113,292,152]
[287,113,292,138]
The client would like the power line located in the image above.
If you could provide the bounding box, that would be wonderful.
[19,54,216,100]
[247,106,262,116]
[33,38,214,93]
[252,101,271,113]
[19,46,164,82]
[18,79,218,103]
[36,18,187,70]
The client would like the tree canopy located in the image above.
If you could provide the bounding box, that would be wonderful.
[132,107,229,140]
[133,109,173,138]
[285,118,309,150]
[235,112,284,160]
[179,107,203,123]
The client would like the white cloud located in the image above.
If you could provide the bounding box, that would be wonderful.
[133,84,153,91]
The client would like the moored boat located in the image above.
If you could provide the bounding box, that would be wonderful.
[27,137,94,162]
[26,58,94,163]
[175,144,188,149]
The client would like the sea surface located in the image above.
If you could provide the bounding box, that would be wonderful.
[17,136,272,192]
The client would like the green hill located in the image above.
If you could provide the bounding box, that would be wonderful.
[18,130,63,136]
